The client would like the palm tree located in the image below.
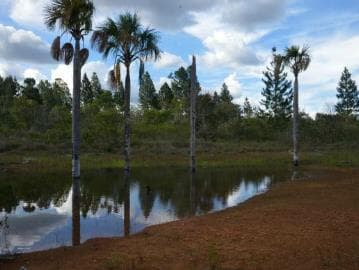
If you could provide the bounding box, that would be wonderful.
[91,13,160,175]
[283,45,310,166]
[44,0,95,178]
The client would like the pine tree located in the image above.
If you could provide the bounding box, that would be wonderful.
[158,82,173,109]
[139,72,159,110]
[90,72,103,98]
[243,97,254,118]
[335,67,359,116]
[21,78,42,104]
[81,73,94,104]
[113,81,125,108]
[219,83,233,103]
[261,48,292,119]
[213,91,220,105]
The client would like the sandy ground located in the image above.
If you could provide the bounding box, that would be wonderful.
[2,167,359,270]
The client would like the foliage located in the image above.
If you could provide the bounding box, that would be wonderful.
[261,48,293,119]
[335,67,359,116]
[139,72,159,110]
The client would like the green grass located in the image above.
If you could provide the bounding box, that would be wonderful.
[0,145,358,174]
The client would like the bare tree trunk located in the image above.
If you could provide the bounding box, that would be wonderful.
[72,38,81,178]
[124,65,131,175]
[72,177,80,246]
[190,56,197,173]
[293,74,299,166]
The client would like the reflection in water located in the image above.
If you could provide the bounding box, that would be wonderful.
[72,178,80,246]
[124,174,130,237]
[0,167,288,254]
[0,215,10,254]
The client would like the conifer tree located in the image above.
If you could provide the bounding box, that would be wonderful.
[335,67,359,116]
[158,82,173,109]
[139,72,159,109]
[261,48,292,119]
[219,83,233,103]
[81,73,94,104]
[90,72,103,98]
[243,97,254,118]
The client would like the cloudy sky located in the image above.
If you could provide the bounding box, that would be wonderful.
[0,0,359,115]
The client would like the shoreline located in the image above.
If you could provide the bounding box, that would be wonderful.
[2,166,359,270]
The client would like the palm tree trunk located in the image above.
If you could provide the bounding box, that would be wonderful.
[293,74,299,166]
[72,38,81,178]
[190,56,197,173]
[124,65,131,175]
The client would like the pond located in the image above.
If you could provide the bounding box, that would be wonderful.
[0,167,288,254]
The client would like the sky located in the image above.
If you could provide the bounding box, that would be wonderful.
[0,0,359,115]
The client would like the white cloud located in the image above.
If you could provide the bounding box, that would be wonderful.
[153,52,186,69]
[9,0,48,28]
[288,33,359,115]
[155,76,172,90]
[0,24,51,64]
[184,0,287,72]
[0,62,22,78]
[23,68,47,82]
[223,73,241,98]
[51,61,110,93]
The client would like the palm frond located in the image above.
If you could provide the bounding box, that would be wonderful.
[51,36,62,61]
[44,0,95,36]
[79,48,89,67]
[61,42,74,65]
[108,69,117,90]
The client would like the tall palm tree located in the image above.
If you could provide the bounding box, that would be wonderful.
[284,45,310,166]
[44,0,94,178]
[91,13,161,175]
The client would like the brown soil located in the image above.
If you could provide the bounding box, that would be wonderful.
[2,167,359,270]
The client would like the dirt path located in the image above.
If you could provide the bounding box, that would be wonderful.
[2,167,359,270]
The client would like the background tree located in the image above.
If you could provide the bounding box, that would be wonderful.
[335,67,359,116]
[91,13,160,174]
[90,72,103,98]
[139,72,159,110]
[44,0,94,178]
[219,83,233,103]
[21,78,42,104]
[284,45,311,166]
[243,97,254,118]
[158,82,173,109]
[81,73,94,104]
[261,48,293,119]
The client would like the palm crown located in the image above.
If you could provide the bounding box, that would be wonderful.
[44,0,95,65]
[91,13,161,68]
[284,45,311,76]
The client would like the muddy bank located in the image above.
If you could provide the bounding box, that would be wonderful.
[2,167,359,270]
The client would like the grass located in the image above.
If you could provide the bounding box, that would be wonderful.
[0,142,358,174]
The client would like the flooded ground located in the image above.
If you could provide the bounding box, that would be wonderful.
[0,167,288,254]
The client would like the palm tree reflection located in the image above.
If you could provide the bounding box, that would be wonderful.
[72,178,81,246]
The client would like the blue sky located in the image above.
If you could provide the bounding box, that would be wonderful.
[0,0,359,115]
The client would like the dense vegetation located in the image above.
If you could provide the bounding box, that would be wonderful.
[1,62,358,154]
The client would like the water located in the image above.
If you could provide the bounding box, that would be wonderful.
[0,167,288,254]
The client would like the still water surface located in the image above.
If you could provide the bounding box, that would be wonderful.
[0,167,287,254]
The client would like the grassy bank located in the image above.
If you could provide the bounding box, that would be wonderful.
[1,144,359,175]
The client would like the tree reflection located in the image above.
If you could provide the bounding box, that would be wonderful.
[123,174,130,237]
[72,177,81,246]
